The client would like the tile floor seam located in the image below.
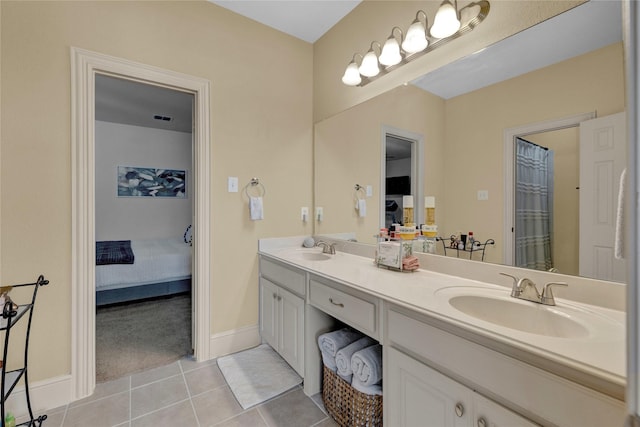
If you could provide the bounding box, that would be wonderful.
[66,389,130,410]
[309,416,331,427]
[129,397,192,423]
[130,372,183,390]
[255,406,272,427]
[179,356,202,427]
[187,382,228,400]
[128,375,132,423]
[59,405,69,427]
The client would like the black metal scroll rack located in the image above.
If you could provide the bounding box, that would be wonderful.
[1,275,49,427]
[437,236,495,261]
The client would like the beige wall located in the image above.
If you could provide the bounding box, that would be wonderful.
[1,1,313,381]
[313,0,584,123]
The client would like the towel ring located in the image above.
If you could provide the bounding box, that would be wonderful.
[354,184,366,200]
[244,177,266,198]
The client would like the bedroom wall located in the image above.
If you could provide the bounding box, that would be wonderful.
[95,121,193,241]
[1,0,313,386]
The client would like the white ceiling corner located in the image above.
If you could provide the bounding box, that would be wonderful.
[208,0,361,43]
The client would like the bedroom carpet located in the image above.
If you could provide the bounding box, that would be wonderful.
[217,344,303,410]
[96,293,192,383]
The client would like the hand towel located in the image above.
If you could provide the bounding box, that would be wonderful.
[402,255,420,271]
[357,199,366,218]
[615,168,626,259]
[351,344,382,386]
[317,328,362,371]
[249,196,264,221]
[351,378,383,396]
[335,336,375,382]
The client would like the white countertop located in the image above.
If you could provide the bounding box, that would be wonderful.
[258,240,626,395]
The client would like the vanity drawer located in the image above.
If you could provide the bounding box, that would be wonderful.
[309,277,378,338]
[260,257,305,297]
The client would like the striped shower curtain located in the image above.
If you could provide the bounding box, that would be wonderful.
[515,137,554,271]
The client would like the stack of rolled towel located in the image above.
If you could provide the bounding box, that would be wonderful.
[402,255,420,271]
[318,328,383,395]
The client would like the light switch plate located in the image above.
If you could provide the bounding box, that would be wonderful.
[316,207,324,222]
[477,190,489,200]
[301,207,309,221]
[228,176,238,193]
[366,185,373,197]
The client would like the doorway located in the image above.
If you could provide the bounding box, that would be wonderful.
[71,47,211,400]
[94,74,195,381]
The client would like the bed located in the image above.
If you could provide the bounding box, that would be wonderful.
[95,237,192,306]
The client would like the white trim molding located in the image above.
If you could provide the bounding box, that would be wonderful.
[71,47,212,401]
[209,324,261,359]
[502,111,596,266]
[6,375,73,419]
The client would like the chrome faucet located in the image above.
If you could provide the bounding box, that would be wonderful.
[315,241,336,255]
[499,273,568,306]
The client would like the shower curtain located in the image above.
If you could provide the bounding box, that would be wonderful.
[515,137,554,271]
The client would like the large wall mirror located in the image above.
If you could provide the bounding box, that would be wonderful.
[314,0,626,282]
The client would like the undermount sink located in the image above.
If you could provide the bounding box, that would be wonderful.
[286,249,332,261]
[448,294,589,338]
[436,287,621,339]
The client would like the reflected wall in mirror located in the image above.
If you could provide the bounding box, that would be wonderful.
[313,1,625,281]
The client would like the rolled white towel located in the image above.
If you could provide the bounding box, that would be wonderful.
[317,328,362,371]
[336,337,375,379]
[352,378,382,396]
[351,344,382,386]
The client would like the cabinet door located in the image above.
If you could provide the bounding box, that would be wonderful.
[259,278,279,349]
[474,394,538,427]
[279,286,304,376]
[387,347,472,427]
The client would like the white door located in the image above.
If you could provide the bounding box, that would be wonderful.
[579,112,627,281]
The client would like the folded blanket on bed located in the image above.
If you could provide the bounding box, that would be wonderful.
[336,336,375,382]
[96,240,135,265]
[317,328,362,372]
[351,344,382,386]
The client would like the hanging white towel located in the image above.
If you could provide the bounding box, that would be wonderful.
[357,199,366,218]
[250,196,264,221]
[615,168,627,259]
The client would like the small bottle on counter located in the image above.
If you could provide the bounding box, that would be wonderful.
[466,232,474,250]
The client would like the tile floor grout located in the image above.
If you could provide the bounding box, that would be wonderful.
[36,356,338,427]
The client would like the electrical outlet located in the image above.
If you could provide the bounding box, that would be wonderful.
[477,190,489,200]
[316,207,324,222]
[228,176,238,193]
[301,207,309,222]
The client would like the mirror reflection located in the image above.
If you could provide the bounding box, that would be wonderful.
[314,1,626,281]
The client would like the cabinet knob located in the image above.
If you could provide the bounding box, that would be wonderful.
[272,293,277,299]
[329,298,344,308]
[455,403,465,417]
[277,296,282,301]
[477,417,488,427]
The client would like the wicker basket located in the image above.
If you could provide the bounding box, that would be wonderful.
[322,365,383,427]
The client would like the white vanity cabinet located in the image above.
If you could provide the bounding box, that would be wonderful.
[387,347,537,427]
[385,304,626,427]
[259,257,305,376]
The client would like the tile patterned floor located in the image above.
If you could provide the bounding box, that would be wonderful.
[33,357,339,427]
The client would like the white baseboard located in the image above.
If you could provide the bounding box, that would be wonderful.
[7,326,261,417]
[209,324,261,359]
[5,374,72,418]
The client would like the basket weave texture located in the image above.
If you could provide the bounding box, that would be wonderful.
[322,365,383,427]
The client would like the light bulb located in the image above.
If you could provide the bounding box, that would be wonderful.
[358,50,380,78]
[341,61,361,86]
[379,37,402,66]
[402,20,428,54]
[430,1,461,39]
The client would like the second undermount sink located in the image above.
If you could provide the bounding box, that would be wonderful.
[447,294,589,338]
[436,286,622,339]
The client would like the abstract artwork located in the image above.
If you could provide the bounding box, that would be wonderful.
[117,166,186,198]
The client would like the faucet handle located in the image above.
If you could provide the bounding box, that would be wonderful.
[541,282,568,306]
[499,272,520,297]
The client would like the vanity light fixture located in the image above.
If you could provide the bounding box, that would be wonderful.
[341,0,490,87]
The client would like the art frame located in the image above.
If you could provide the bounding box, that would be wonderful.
[117,166,186,198]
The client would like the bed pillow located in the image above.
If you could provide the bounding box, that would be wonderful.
[184,225,193,246]
[96,240,135,265]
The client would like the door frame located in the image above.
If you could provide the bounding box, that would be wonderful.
[380,125,425,229]
[502,111,595,266]
[71,47,211,400]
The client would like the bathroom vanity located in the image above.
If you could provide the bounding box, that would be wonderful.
[258,237,626,426]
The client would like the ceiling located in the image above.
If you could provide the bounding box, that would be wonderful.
[95,0,622,134]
